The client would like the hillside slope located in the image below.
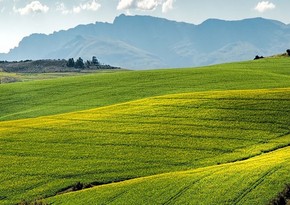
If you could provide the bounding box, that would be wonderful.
[1,58,290,204]
[0,88,290,204]
[46,145,290,205]
[1,57,290,122]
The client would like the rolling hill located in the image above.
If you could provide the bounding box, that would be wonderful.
[46,145,290,205]
[1,57,290,122]
[0,57,290,204]
[1,15,290,69]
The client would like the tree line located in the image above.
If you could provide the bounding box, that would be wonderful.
[254,49,290,60]
[0,56,119,70]
[67,56,100,69]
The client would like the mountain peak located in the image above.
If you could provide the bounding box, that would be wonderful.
[0,15,289,69]
[113,14,189,26]
[201,17,284,25]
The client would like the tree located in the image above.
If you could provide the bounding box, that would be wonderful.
[67,58,75,67]
[254,55,263,60]
[75,57,84,69]
[287,49,290,56]
[85,60,91,68]
[92,56,100,66]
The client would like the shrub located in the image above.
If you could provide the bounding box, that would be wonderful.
[270,184,290,205]
[72,182,84,191]
[254,55,264,60]
[18,199,47,205]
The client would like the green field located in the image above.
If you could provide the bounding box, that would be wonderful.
[0,57,290,204]
[1,57,290,122]
[0,69,126,84]
[46,146,290,205]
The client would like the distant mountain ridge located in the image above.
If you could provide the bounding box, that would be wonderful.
[1,14,290,69]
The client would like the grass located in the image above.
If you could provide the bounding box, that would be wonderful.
[0,57,290,121]
[0,69,126,84]
[0,87,289,204]
[46,145,290,205]
[0,57,290,204]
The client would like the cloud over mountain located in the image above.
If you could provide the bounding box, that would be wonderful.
[255,1,275,13]
[117,0,174,13]
[14,1,49,15]
[73,0,101,13]
[162,0,173,13]
[56,0,101,14]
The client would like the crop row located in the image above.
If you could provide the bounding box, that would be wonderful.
[0,88,289,204]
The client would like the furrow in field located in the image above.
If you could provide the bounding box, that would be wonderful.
[46,146,290,205]
[0,87,289,204]
[231,167,279,205]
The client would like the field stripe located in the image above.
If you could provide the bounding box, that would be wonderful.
[161,171,221,205]
[231,166,279,205]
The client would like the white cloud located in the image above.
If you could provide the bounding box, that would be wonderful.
[117,0,174,13]
[57,0,101,14]
[136,0,159,10]
[56,2,69,15]
[14,1,49,15]
[162,0,173,13]
[255,1,276,13]
[117,0,134,10]
[84,0,101,11]
[74,0,101,13]
[73,6,82,14]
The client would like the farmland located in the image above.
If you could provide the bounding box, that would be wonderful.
[47,145,290,205]
[1,57,290,121]
[0,57,290,204]
[0,69,126,84]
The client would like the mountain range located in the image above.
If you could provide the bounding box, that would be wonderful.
[1,14,290,69]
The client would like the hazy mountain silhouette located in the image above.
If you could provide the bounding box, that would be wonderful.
[1,14,290,69]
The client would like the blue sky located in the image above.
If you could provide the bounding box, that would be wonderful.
[0,0,289,53]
